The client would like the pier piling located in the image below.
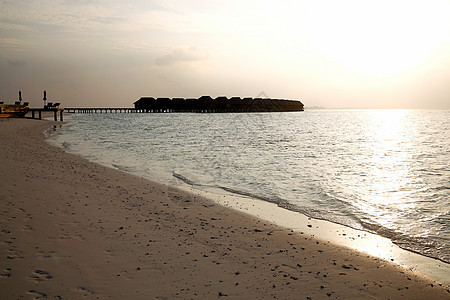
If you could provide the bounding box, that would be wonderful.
[28,108,63,121]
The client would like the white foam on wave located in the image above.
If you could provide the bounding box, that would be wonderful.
[46,111,450,285]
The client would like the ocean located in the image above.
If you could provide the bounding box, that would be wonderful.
[47,109,450,264]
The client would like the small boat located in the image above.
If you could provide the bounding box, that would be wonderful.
[0,102,29,118]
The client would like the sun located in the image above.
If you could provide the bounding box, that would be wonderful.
[300,0,450,77]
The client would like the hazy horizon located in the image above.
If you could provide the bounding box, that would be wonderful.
[1,0,450,109]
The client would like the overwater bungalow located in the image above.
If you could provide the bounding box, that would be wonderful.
[133,96,304,113]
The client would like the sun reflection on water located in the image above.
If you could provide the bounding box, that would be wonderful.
[51,110,450,263]
[353,110,422,231]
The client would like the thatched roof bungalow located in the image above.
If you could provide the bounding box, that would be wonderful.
[133,96,304,113]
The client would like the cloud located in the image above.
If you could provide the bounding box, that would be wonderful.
[155,47,208,66]
[0,37,34,47]
[7,59,26,66]
[0,0,168,34]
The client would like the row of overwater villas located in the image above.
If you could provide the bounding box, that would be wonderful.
[133,96,304,113]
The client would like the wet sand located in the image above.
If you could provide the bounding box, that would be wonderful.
[0,118,448,299]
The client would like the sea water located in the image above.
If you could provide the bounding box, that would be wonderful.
[47,109,450,264]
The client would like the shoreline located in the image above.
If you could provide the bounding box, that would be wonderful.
[50,116,450,283]
[175,184,450,285]
[49,109,450,268]
[1,118,449,299]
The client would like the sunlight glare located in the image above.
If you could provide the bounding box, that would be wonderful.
[355,110,418,229]
[299,0,450,77]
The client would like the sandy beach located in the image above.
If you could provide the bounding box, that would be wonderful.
[0,118,448,299]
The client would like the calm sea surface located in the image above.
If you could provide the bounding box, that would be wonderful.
[48,109,450,263]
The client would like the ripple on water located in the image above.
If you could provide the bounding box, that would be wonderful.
[48,110,450,263]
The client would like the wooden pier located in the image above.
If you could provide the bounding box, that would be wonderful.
[28,108,64,121]
[61,97,305,115]
[64,108,138,114]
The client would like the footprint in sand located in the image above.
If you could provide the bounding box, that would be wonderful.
[37,250,59,261]
[28,290,47,299]
[75,286,95,296]
[58,233,71,240]
[29,270,53,282]
[105,249,115,258]
[1,239,13,246]
[6,248,23,260]
[22,224,34,232]
[0,268,12,278]
[0,229,12,236]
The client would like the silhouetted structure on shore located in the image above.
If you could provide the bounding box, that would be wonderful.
[133,96,304,113]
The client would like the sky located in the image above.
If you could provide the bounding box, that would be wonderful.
[1,0,450,109]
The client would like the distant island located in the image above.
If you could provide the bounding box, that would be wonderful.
[134,96,304,113]
[305,106,326,110]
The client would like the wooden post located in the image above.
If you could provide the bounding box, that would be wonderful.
[32,110,35,119]
[60,110,63,122]
[54,110,57,121]
[38,110,42,120]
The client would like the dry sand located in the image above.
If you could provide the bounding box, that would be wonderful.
[0,118,449,299]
